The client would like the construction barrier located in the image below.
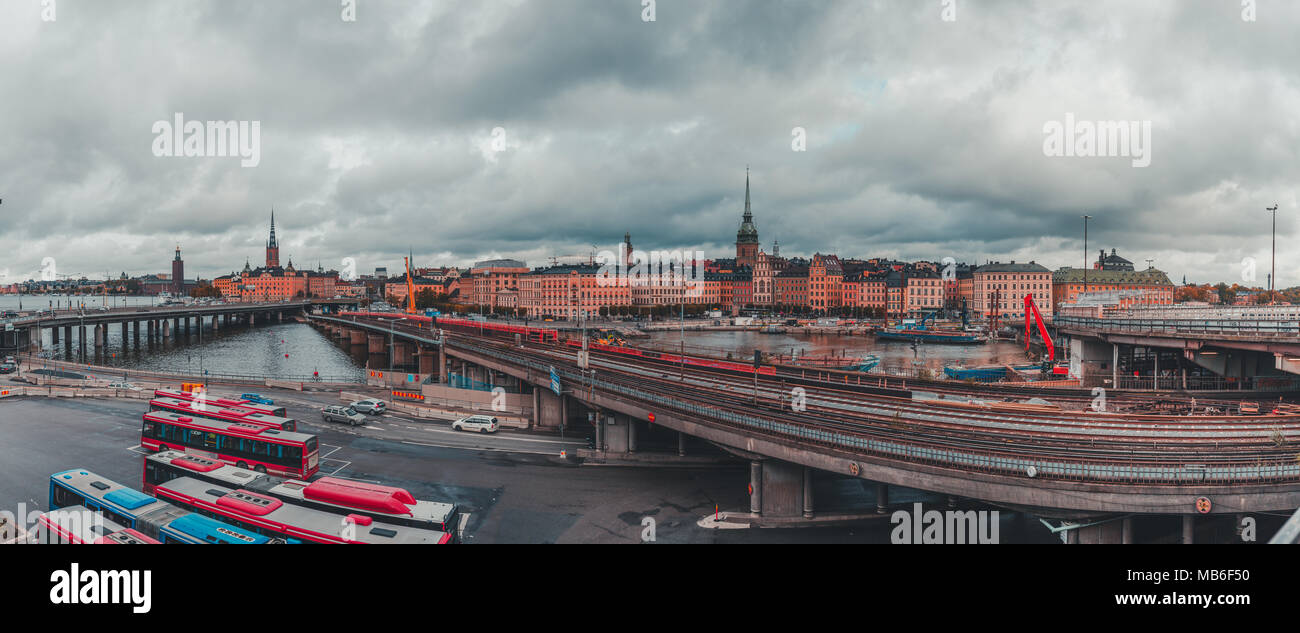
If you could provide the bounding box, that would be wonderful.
[392,390,425,402]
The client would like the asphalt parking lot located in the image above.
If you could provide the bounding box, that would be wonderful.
[0,395,948,543]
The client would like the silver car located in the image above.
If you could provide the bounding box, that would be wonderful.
[351,398,387,415]
[452,415,499,434]
[322,405,367,426]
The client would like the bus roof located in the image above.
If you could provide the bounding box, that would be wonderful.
[149,450,457,525]
[143,411,316,445]
[155,476,451,544]
[166,514,276,544]
[150,396,296,428]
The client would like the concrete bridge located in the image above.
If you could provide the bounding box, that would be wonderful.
[1054,305,1300,389]
[0,301,312,355]
[313,312,1300,542]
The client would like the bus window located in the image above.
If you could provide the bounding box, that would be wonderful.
[143,421,155,437]
[285,446,301,463]
[204,432,217,449]
[51,485,85,509]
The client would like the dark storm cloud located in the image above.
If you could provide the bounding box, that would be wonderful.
[0,0,1297,287]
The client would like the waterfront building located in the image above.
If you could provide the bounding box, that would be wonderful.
[519,264,633,319]
[904,269,943,316]
[1051,265,1173,311]
[972,261,1052,319]
[469,259,529,310]
[808,253,843,313]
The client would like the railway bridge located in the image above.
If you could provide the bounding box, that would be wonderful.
[314,312,1300,543]
[0,301,313,356]
[1055,305,1300,390]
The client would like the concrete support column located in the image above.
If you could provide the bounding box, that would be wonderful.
[594,408,604,450]
[120,322,128,343]
[418,347,434,375]
[802,467,814,519]
[1182,515,1194,544]
[876,483,889,513]
[93,324,104,349]
[1112,344,1119,387]
[132,321,140,346]
[560,395,568,433]
[532,387,541,429]
[1122,517,1134,544]
[438,346,447,383]
[677,431,686,457]
[78,326,86,357]
[749,461,763,515]
[627,418,637,453]
[51,327,59,344]
[162,320,170,339]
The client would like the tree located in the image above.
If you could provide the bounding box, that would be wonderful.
[1215,282,1234,305]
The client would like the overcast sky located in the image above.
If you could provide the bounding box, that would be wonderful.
[1,0,1297,286]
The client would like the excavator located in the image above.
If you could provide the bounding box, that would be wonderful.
[1024,295,1068,376]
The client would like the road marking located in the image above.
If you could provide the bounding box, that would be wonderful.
[457,512,471,541]
[125,444,149,455]
[320,458,352,476]
[320,443,344,458]
[324,473,382,484]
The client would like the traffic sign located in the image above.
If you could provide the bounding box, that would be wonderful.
[549,366,561,396]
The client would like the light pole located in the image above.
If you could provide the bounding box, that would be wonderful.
[1267,204,1278,304]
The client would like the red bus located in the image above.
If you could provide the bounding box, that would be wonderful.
[148,396,298,432]
[154,388,289,418]
[152,475,453,544]
[143,450,462,540]
[141,410,319,479]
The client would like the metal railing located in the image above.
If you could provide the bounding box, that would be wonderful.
[446,339,1300,486]
[1054,314,1300,338]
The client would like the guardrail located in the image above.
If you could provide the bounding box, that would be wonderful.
[1054,315,1300,338]
[447,338,1300,486]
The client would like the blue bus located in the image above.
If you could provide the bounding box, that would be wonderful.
[48,469,285,544]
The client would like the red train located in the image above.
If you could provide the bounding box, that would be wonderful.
[568,339,776,376]
[339,312,558,343]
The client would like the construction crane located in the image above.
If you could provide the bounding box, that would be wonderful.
[1023,294,1053,361]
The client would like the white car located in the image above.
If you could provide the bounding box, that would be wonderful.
[107,382,141,391]
[452,415,499,434]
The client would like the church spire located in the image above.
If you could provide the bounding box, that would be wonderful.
[743,166,751,221]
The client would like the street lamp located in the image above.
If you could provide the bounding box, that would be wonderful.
[1267,204,1278,304]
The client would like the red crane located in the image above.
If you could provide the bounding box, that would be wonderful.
[1023,294,1054,362]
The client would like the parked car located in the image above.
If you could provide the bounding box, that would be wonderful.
[452,415,499,434]
[240,392,274,405]
[0,363,17,375]
[350,398,387,415]
[106,382,141,391]
[321,405,367,426]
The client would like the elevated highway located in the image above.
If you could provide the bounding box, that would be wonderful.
[314,312,1300,540]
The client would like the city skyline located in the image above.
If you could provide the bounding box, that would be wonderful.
[2,1,1297,286]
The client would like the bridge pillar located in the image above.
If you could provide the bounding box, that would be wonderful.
[627,415,637,453]
[876,483,889,513]
[749,461,762,514]
[1182,516,1194,544]
[211,315,219,331]
[349,329,366,345]
[121,321,127,343]
[162,319,170,339]
[418,347,434,375]
[1075,521,1124,544]
[78,326,86,358]
[51,327,59,344]
[367,334,385,356]
[532,388,541,429]
[146,320,154,341]
[438,346,447,383]
[93,324,104,349]
[1112,344,1119,387]
[132,321,140,346]
[535,389,564,429]
[677,431,686,456]
[1122,517,1134,544]
[803,467,814,519]
[759,460,807,518]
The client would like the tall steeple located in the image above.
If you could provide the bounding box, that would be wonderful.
[265,208,280,268]
[735,167,759,268]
